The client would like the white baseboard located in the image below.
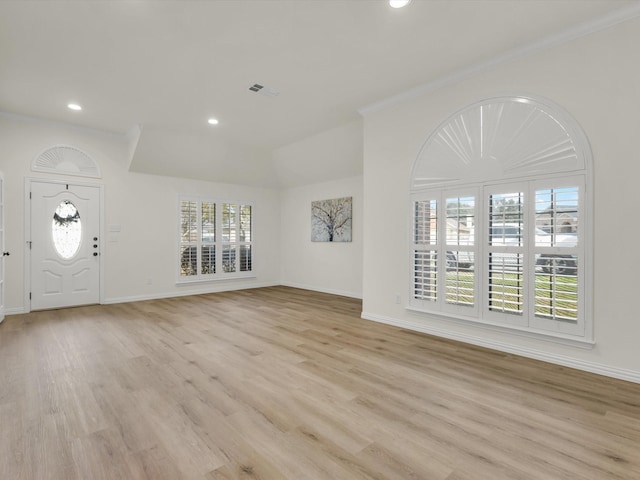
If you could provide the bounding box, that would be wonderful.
[3,282,352,314]
[279,281,362,299]
[361,311,640,385]
[102,281,280,305]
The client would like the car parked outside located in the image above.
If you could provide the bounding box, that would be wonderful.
[489,223,577,275]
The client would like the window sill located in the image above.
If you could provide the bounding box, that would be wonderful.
[176,273,256,286]
[406,306,594,349]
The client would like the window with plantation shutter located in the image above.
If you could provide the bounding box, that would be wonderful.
[178,197,254,282]
[486,189,525,322]
[180,200,198,277]
[531,183,581,333]
[445,195,476,309]
[413,199,438,302]
[412,190,479,317]
[409,96,592,344]
[239,205,252,272]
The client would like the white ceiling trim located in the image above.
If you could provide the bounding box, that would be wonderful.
[359,3,640,116]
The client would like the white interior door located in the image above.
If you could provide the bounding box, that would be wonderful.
[30,181,100,310]
[0,172,5,323]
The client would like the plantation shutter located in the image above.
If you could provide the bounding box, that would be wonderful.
[444,194,476,310]
[413,198,438,303]
[178,197,253,281]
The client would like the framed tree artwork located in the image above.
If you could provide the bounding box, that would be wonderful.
[311,196,352,242]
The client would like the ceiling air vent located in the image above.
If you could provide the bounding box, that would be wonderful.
[248,83,279,97]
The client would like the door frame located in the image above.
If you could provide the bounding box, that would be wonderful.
[24,177,105,313]
[0,172,4,323]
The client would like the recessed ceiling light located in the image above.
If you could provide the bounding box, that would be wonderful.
[67,103,82,111]
[207,118,219,125]
[389,0,411,8]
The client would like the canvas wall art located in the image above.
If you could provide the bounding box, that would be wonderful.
[311,196,352,242]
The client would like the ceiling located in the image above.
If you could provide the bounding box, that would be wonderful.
[1,0,638,187]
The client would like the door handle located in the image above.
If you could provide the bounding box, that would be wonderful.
[93,252,98,257]
[2,252,9,256]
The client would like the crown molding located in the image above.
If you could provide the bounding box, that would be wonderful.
[359,3,640,116]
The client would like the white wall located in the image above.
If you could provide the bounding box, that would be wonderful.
[0,113,281,312]
[273,120,363,188]
[361,18,640,381]
[280,175,363,298]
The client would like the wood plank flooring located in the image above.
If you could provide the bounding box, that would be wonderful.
[1,286,639,479]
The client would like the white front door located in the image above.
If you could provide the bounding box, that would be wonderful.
[30,181,101,310]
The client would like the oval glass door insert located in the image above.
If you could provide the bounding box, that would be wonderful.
[52,200,82,259]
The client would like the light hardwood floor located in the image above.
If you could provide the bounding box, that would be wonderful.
[1,286,639,479]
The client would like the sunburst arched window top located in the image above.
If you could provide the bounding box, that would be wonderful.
[411,96,590,191]
[32,145,101,179]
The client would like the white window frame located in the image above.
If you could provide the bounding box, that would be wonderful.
[410,174,588,343]
[442,188,480,317]
[410,196,439,308]
[411,188,481,317]
[483,182,528,328]
[408,96,593,346]
[177,196,254,284]
[528,176,585,336]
